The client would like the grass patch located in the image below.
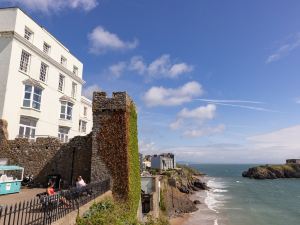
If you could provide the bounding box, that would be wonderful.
[76,198,169,225]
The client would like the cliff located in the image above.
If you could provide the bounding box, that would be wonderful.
[242,164,300,179]
[159,165,208,218]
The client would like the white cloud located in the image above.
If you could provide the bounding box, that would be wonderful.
[195,99,278,112]
[248,125,300,150]
[8,0,98,13]
[169,63,193,78]
[140,125,300,163]
[183,124,225,137]
[129,56,146,74]
[106,55,193,79]
[108,62,127,78]
[143,81,203,107]
[266,33,300,63]
[82,84,101,100]
[132,54,193,78]
[169,104,224,137]
[139,140,157,154]
[196,99,264,104]
[88,26,138,54]
[154,144,286,164]
[178,104,216,120]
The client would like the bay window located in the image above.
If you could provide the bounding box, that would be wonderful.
[23,85,42,110]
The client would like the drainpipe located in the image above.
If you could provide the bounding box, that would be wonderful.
[70,147,76,186]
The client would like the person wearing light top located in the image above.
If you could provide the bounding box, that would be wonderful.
[76,176,86,189]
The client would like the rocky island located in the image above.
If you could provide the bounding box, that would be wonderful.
[242,162,300,179]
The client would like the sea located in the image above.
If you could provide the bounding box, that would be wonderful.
[189,164,300,225]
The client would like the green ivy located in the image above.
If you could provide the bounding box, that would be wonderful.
[127,104,141,219]
[77,103,142,224]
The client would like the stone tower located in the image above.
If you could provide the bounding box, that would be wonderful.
[92,92,140,202]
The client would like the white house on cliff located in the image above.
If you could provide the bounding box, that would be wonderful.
[0,7,92,142]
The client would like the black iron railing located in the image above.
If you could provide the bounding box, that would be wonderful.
[0,179,110,225]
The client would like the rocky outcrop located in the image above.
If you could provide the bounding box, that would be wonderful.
[242,164,300,179]
[193,200,201,205]
[159,165,208,218]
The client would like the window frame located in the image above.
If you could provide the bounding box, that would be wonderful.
[43,42,51,54]
[60,101,73,120]
[60,56,67,67]
[83,107,87,117]
[39,62,48,83]
[79,120,87,133]
[23,84,42,110]
[58,126,69,143]
[19,50,31,73]
[24,27,33,42]
[71,82,77,99]
[58,74,65,92]
[18,117,37,140]
[73,66,78,76]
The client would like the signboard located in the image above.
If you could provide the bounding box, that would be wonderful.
[6,183,11,191]
[0,158,8,166]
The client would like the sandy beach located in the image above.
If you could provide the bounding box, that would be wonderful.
[169,214,190,225]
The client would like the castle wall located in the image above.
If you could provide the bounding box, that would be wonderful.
[0,122,93,188]
[0,91,140,198]
[92,92,140,202]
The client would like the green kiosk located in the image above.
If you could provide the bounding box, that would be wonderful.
[0,165,24,195]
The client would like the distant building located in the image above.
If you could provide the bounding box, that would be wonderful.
[286,159,300,164]
[139,153,143,171]
[151,153,176,170]
[143,160,151,169]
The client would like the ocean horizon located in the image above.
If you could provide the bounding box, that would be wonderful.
[186,164,300,225]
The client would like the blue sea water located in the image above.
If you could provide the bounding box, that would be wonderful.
[190,164,300,225]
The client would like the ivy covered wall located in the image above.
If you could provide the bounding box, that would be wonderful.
[127,103,141,217]
[93,92,141,218]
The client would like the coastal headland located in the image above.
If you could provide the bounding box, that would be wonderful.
[242,164,300,179]
[157,164,209,223]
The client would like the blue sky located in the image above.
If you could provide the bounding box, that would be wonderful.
[2,0,300,163]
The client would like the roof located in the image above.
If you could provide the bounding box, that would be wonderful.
[59,95,75,103]
[0,7,82,62]
[81,96,92,106]
[0,165,24,171]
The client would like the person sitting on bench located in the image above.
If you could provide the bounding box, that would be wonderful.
[47,181,70,206]
[76,176,86,188]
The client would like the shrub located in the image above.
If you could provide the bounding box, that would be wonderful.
[76,198,170,225]
[76,198,139,225]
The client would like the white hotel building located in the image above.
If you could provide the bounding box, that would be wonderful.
[0,7,93,142]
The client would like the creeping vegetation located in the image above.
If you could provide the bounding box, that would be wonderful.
[127,104,141,219]
[76,198,169,225]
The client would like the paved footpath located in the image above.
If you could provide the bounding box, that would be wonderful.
[0,188,45,206]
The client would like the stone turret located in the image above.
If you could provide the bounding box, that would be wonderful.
[92,92,139,201]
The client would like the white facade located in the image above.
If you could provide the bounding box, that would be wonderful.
[0,7,92,141]
[151,154,176,171]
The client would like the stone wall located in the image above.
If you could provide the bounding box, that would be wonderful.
[0,119,8,143]
[92,92,140,203]
[0,91,140,197]
[0,130,94,187]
